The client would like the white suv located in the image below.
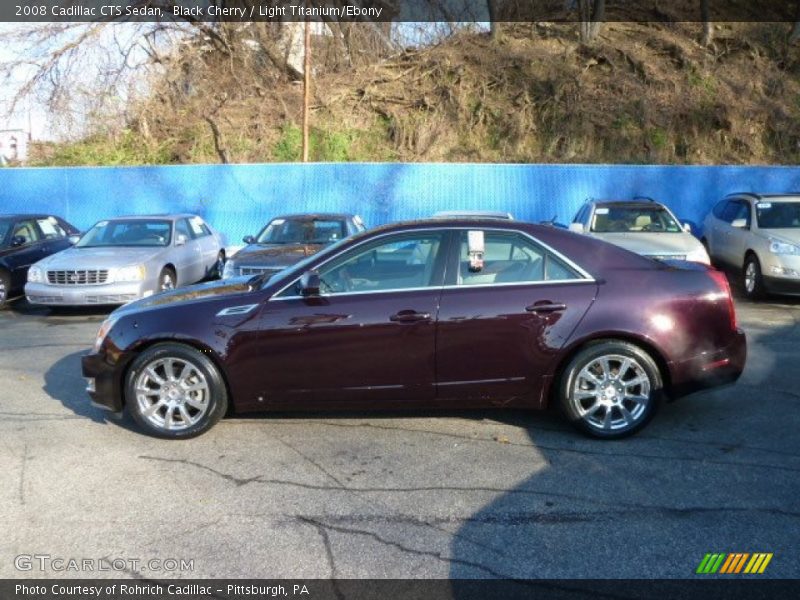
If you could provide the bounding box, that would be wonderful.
[703,193,800,299]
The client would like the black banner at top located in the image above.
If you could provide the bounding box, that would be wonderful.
[3,0,800,23]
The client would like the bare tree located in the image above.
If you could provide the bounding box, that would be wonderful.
[701,0,713,47]
[577,0,605,43]
[488,0,499,40]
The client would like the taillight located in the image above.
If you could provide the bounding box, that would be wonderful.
[707,268,737,330]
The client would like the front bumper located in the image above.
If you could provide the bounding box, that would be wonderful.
[669,328,747,399]
[82,351,124,412]
[26,281,151,306]
[763,275,800,296]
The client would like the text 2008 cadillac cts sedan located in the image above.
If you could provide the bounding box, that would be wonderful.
[82,219,746,440]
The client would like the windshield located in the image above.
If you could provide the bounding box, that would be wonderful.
[591,206,682,233]
[256,218,347,245]
[0,220,11,246]
[756,202,800,229]
[76,219,172,248]
[258,235,353,290]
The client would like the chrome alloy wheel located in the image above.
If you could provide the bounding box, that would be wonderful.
[744,261,757,294]
[570,354,652,432]
[161,272,175,291]
[134,358,210,431]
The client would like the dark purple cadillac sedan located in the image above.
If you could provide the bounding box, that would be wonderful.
[82,219,746,439]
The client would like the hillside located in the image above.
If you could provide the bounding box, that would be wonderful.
[30,21,800,166]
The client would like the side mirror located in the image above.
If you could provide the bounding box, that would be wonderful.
[682,222,692,233]
[68,234,81,245]
[10,235,26,247]
[299,270,321,297]
[731,218,748,229]
[175,234,188,246]
[243,235,256,244]
[568,223,585,234]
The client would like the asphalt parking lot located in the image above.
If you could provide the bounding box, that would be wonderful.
[1,287,799,579]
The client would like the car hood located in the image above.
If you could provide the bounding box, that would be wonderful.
[115,277,256,314]
[761,229,800,245]
[588,232,702,256]
[232,243,325,267]
[35,246,165,269]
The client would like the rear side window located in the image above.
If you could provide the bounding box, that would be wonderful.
[456,231,580,286]
[189,217,211,238]
[36,217,67,239]
[712,200,729,219]
[721,201,748,224]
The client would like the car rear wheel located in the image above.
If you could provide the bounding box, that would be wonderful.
[743,255,765,300]
[125,343,228,439]
[0,270,10,310]
[559,341,661,439]
[212,251,225,279]
[158,267,176,291]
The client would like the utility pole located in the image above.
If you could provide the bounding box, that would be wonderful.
[302,15,312,162]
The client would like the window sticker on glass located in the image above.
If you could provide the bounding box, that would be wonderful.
[757,202,772,209]
[37,219,59,236]
[595,208,610,215]
[271,219,286,226]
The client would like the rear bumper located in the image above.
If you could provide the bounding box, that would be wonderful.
[669,328,747,399]
[81,351,124,412]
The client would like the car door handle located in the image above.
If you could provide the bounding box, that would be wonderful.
[390,310,432,323]
[526,302,567,313]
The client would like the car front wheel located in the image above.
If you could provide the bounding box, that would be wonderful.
[0,270,10,310]
[559,341,661,439]
[743,255,765,299]
[125,343,228,439]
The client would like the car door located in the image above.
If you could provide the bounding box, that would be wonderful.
[717,200,749,266]
[189,216,219,273]
[435,229,598,406]
[173,218,203,284]
[6,219,46,291]
[241,231,449,408]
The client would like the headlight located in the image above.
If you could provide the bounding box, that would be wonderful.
[111,264,146,282]
[28,265,43,283]
[769,239,800,256]
[93,316,119,352]
[222,261,235,279]
[686,246,711,265]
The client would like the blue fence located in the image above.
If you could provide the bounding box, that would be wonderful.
[3,163,800,245]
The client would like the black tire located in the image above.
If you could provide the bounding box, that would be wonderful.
[212,251,226,279]
[158,267,177,292]
[0,270,10,310]
[743,254,765,300]
[125,343,228,439]
[558,340,662,439]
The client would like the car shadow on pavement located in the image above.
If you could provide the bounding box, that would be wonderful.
[447,314,799,581]
[43,349,138,432]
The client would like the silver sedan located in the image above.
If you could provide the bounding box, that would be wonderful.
[25,214,225,306]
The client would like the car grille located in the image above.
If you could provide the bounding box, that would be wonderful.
[647,254,686,261]
[239,266,281,277]
[47,270,109,285]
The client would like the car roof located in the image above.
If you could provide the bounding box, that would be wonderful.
[593,201,666,209]
[98,214,198,221]
[0,213,56,220]
[432,210,514,220]
[727,193,800,202]
[270,213,357,221]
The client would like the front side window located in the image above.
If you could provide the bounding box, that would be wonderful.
[280,233,444,297]
[591,205,682,233]
[257,218,346,245]
[175,219,192,241]
[457,231,580,286]
[12,220,40,245]
[76,220,172,248]
[755,201,800,229]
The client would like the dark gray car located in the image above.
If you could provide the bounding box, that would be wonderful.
[222,213,366,279]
